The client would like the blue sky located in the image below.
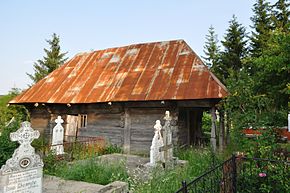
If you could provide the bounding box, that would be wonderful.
[0,0,275,94]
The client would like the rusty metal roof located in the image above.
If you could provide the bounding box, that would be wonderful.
[10,40,227,104]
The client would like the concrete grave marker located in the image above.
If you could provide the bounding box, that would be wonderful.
[150,120,164,165]
[0,121,44,193]
[51,116,65,155]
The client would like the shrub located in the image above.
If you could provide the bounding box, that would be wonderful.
[0,121,19,166]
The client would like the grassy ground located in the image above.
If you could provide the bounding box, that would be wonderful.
[131,147,215,193]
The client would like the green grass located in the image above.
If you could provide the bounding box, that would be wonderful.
[131,147,214,193]
[45,157,129,185]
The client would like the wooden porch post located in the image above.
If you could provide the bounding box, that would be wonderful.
[219,110,225,151]
[210,107,217,152]
[123,108,131,154]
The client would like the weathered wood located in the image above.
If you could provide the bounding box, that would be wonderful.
[123,108,131,153]
[219,110,225,151]
[210,107,217,152]
[177,99,220,108]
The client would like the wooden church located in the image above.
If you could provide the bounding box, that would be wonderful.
[10,40,227,154]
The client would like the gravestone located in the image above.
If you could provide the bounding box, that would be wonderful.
[149,120,164,165]
[159,111,173,164]
[0,121,44,193]
[50,116,64,155]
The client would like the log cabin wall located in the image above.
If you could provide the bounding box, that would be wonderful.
[25,99,216,154]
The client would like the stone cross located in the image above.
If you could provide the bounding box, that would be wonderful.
[10,122,40,148]
[0,121,44,193]
[51,116,65,155]
[159,111,173,165]
[150,120,164,165]
[1,121,43,173]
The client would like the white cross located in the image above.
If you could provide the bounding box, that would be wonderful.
[10,122,40,145]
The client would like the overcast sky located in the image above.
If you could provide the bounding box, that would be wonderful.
[0,0,276,95]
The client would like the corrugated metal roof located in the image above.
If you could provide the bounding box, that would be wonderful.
[10,40,227,104]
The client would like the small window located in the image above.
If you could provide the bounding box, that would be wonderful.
[79,114,87,128]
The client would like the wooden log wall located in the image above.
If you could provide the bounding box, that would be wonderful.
[26,100,215,154]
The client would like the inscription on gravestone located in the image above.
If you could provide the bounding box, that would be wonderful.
[0,121,44,193]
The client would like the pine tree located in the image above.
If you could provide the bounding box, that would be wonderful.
[27,33,68,84]
[212,15,247,84]
[202,25,220,68]
[250,0,272,56]
[272,0,289,32]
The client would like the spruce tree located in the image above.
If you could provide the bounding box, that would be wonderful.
[250,0,272,56]
[27,33,68,84]
[212,15,247,84]
[202,25,220,68]
[272,0,289,32]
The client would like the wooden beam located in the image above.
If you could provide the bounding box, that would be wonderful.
[210,107,217,152]
[123,108,131,154]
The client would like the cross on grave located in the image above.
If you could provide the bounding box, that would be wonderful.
[0,121,43,174]
[51,116,65,155]
[159,111,173,165]
[10,121,40,146]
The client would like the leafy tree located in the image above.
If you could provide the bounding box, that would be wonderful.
[0,88,29,129]
[212,15,248,84]
[252,29,290,109]
[27,33,68,84]
[272,0,290,32]
[202,25,220,68]
[250,0,272,56]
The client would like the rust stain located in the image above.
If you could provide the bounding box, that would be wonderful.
[10,40,228,104]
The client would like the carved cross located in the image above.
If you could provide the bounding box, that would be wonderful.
[159,111,173,165]
[10,121,40,146]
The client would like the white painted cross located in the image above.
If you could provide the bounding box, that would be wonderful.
[51,116,65,155]
[150,120,164,165]
[159,111,173,165]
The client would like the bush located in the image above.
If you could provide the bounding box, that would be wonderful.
[0,121,19,166]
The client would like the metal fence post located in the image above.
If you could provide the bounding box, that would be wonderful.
[182,180,188,193]
[232,154,237,193]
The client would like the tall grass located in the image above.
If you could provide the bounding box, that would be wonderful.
[132,147,214,193]
[45,158,128,185]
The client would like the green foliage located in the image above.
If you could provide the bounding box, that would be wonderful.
[0,89,29,129]
[0,121,19,166]
[250,0,272,56]
[45,157,128,185]
[202,25,220,68]
[132,148,213,193]
[272,0,289,32]
[202,111,212,133]
[103,143,123,155]
[252,29,290,109]
[237,156,290,193]
[212,15,248,84]
[27,33,68,84]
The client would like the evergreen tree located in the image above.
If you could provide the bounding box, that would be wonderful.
[27,33,68,84]
[250,0,272,56]
[202,25,220,68]
[272,0,289,32]
[212,15,247,84]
